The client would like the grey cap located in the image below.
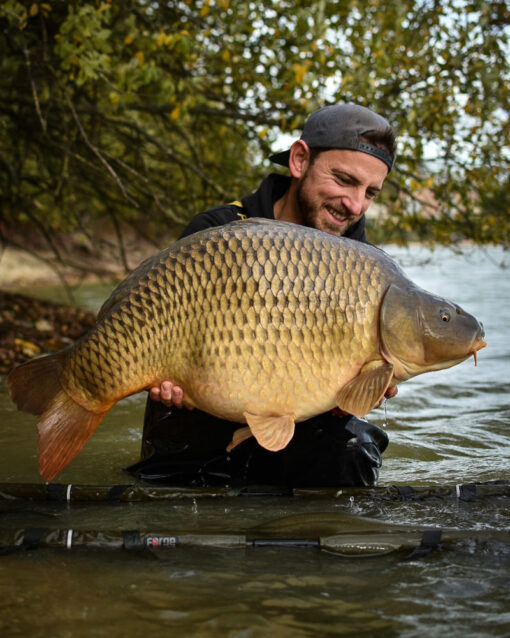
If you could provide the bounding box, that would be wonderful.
[269,104,395,172]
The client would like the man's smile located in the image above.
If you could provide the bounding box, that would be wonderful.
[323,204,354,227]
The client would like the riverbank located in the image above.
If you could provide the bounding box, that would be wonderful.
[0,246,119,374]
[0,290,96,374]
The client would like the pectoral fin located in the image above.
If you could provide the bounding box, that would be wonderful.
[336,362,394,417]
[240,412,296,452]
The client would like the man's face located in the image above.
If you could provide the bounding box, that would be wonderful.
[296,148,388,236]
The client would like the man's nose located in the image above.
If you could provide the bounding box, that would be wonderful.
[342,190,364,217]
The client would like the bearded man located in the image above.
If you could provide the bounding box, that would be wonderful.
[128,103,398,488]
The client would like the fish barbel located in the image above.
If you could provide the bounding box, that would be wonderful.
[8,219,486,481]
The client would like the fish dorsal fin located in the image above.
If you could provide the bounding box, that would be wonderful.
[336,362,394,418]
[242,412,296,452]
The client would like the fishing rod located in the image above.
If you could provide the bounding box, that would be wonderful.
[1,526,509,557]
[2,481,508,556]
[0,481,508,503]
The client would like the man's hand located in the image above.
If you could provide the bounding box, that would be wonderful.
[149,380,193,409]
[333,385,398,417]
[150,382,398,413]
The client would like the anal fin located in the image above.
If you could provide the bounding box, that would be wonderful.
[226,426,253,452]
[336,362,394,418]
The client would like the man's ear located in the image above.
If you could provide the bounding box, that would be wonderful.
[288,140,311,179]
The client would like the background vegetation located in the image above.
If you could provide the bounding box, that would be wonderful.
[1,0,508,276]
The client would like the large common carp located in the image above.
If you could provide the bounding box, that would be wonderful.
[8,219,486,481]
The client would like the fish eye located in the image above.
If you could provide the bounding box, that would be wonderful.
[440,309,451,322]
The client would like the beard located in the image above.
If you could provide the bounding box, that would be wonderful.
[296,176,358,237]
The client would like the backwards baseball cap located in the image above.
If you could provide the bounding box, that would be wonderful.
[269,104,395,172]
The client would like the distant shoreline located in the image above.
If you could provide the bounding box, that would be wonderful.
[0,245,147,289]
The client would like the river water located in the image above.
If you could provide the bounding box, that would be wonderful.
[0,245,509,637]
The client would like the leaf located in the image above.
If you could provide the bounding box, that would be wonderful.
[200,1,210,17]
[293,63,308,85]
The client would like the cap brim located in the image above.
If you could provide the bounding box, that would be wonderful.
[268,150,291,167]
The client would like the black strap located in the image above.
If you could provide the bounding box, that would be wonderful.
[457,483,477,501]
[123,530,143,550]
[407,528,442,560]
[394,486,416,501]
[47,484,68,501]
[23,528,47,547]
[0,527,47,556]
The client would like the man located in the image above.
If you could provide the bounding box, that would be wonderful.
[127,103,398,488]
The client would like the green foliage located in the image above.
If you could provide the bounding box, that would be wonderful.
[0,0,508,267]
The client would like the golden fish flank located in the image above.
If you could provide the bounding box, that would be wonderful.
[8,218,486,481]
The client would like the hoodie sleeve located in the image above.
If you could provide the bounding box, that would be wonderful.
[345,216,368,243]
[179,205,246,239]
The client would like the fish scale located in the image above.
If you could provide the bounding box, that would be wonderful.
[7,218,486,481]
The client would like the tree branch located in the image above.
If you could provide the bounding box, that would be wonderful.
[67,97,140,210]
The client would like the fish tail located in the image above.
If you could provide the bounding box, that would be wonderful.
[7,353,107,482]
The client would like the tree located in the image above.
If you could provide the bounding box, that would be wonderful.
[0,0,508,276]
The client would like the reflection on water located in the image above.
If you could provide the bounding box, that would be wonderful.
[2,543,509,638]
[0,245,509,637]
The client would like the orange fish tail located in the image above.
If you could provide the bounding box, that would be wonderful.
[7,353,107,482]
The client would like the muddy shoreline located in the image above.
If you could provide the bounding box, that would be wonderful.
[0,290,97,374]
[0,246,119,374]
